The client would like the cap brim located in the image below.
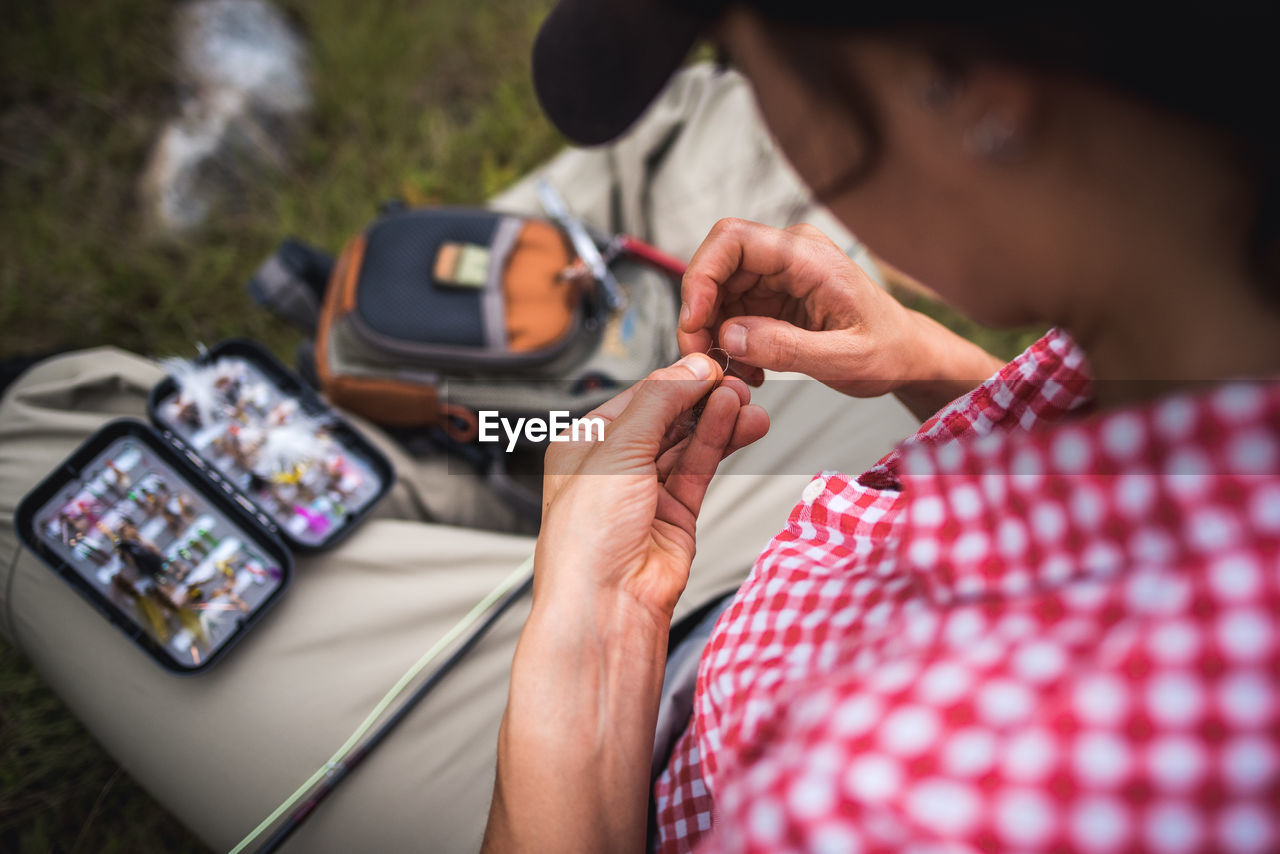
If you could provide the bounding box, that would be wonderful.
[533,0,705,146]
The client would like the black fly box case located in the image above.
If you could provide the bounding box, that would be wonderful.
[14,339,394,673]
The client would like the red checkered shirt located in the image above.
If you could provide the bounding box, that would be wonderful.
[653,328,1280,853]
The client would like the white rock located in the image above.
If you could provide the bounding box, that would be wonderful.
[141,0,311,231]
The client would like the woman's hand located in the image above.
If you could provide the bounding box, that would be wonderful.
[678,218,1005,419]
[536,353,769,622]
[483,354,767,854]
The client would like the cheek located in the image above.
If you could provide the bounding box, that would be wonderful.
[753,90,972,299]
[727,31,874,196]
[752,97,869,200]
[725,17,1040,328]
[771,112,876,199]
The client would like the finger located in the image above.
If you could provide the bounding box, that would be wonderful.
[727,360,765,387]
[654,398,769,482]
[680,218,825,335]
[550,355,732,442]
[548,378,644,442]
[544,376,648,479]
[554,360,749,456]
[544,373,661,482]
[716,266,764,302]
[662,386,741,516]
[784,221,832,243]
[600,354,724,458]
[680,218,769,334]
[654,433,692,482]
[677,326,714,358]
[725,403,770,456]
[720,374,752,405]
[653,375,752,463]
[680,323,764,384]
[718,316,854,380]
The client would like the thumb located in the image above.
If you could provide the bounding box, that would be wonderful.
[602,354,724,457]
[719,317,845,377]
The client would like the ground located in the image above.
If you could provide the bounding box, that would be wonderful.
[0,1,1039,850]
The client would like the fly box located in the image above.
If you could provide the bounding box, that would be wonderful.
[14,339,394,673]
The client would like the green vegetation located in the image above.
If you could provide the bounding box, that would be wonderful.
[0,1,1036,850]
[0,0,563,365]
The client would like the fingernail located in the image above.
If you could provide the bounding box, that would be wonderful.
[678,353,713,380]
[724,324,747,357]
[679,302,691,328]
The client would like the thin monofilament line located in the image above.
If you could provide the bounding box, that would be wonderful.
[227,553,535,854]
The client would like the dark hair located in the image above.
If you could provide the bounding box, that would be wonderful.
[737,6,1280,300]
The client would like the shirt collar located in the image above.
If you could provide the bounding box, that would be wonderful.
[897,377,1280,606]
[871,329,1280,605]
[859,327,1092,491]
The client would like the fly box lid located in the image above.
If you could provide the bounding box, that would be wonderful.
[147,338,394,551]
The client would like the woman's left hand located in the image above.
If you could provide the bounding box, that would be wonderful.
[484,353,768,854]
[535,352,769,623]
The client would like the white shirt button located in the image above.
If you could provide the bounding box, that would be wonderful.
[801,476,827,504]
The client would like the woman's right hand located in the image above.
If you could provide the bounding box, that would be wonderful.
[678,218,1004,419]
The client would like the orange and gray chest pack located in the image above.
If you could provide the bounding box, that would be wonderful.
[255,205,681,448]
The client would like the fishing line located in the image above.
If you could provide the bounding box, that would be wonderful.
[706,347,730,372]
[229,553,535,854]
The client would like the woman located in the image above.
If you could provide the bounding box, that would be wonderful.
[0,62,919,852]
[484,2,1280,852]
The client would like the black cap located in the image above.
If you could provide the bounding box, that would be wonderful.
[533,0,718,146]
[533,3,1280,149]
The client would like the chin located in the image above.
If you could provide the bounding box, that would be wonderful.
[862,236,1045,329]
[920,282,1042,330]
[958,299,1042,329]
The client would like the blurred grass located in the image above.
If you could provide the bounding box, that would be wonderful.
[0,0,563,365]
[0,1,1036,851]
[0,644,208,853]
